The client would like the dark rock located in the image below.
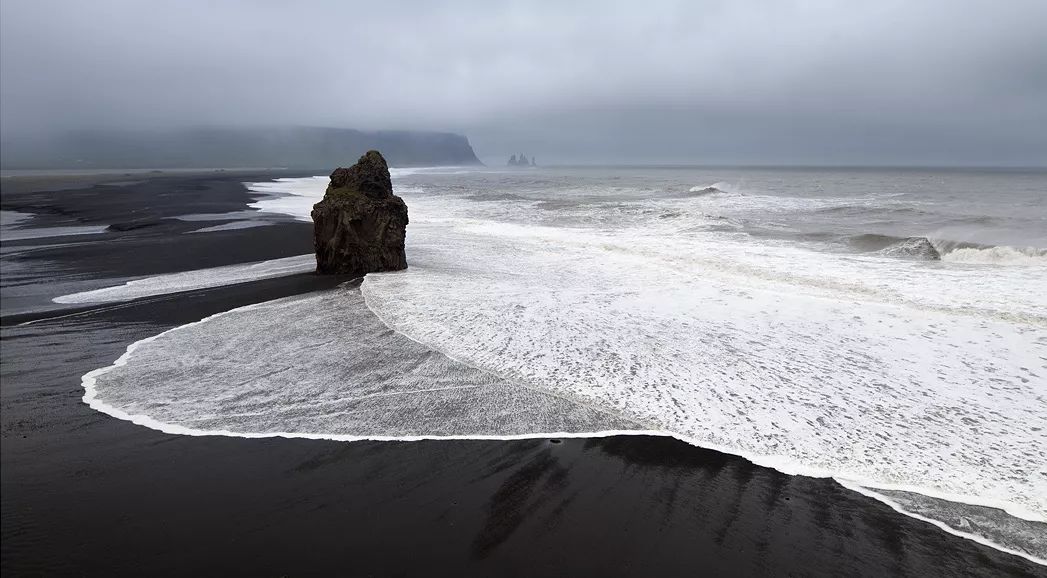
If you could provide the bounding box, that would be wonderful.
[328,150,394,198]
[879,236,941,260]
[311,150,409,275]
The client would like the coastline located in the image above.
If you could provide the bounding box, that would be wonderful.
[79,293,1047,566]
[2,172,1043,576]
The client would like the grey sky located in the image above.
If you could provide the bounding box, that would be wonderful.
[2,0,1045,165]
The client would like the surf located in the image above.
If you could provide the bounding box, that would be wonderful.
[76,170,1047,564]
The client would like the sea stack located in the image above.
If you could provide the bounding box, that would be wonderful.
[311,150,409,275]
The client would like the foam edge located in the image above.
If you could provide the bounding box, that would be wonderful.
[835,478,1047,566]
[80,290,1046,567]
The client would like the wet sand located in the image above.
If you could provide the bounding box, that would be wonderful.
[1,173,1042,577]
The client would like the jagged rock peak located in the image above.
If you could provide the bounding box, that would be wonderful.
[328,150,394,198]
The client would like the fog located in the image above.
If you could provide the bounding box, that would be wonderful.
[2,0,1045,165]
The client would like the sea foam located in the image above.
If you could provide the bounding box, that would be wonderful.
[53,254,314,304]
[82,172,1047,563]
[940,245,1047,266]
[84,286,641,438]
[247,176,328,221]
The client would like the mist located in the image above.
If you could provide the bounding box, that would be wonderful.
[2,0,1045,166]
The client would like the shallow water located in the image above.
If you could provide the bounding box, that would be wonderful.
[0,209,109,242]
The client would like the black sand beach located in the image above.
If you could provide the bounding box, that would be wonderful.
[1,173,1042,577]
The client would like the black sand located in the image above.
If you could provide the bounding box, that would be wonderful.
[1,173,1042,577]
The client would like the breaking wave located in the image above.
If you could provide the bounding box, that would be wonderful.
[685,182,739,197]
[940,245,1047,265]
[839,233,1046,265]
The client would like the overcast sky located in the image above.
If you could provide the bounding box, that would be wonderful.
[2,0,1045,165]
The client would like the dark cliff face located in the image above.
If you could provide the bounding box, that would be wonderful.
[0,127,483,169]
[311,150,409,275]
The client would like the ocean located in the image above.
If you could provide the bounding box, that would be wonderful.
[68,165,1046,564]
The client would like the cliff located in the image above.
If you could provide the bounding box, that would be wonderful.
[0,127,483,169]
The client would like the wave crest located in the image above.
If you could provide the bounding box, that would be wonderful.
[687,182,734,196]
[941,245,1047,265]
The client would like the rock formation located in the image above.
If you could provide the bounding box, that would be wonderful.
[311,150,409,275]
[508,154,537,167]
[879,236,941,260]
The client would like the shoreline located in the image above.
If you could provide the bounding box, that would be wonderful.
[2,172,1043,576]
[81,297,1047,565]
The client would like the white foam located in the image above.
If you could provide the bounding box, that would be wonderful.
[688,181,731,193]
[242,167,456,222]
[83,287,642,438]
[2,205,110,241]
[1,224,109,242]
[941,245,1047,266]
[53,254,314,304]
[0,210,34,227]
[0,211,132,242]
[175,210,272,222]
[837,480,1047,566]
[187,221,273,234]
[83,275,1047,561]
[389,166,471,177]
[368,193,1046,561]
[362,214,1046,514]
[81,174,1047,563]
[245,176,328,221]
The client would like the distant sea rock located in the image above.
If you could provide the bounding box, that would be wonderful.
[311,150,409,275]
[508,154,536,167]
[878,236,941,260]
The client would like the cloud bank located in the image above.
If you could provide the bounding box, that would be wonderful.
[2,0,1045,164]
